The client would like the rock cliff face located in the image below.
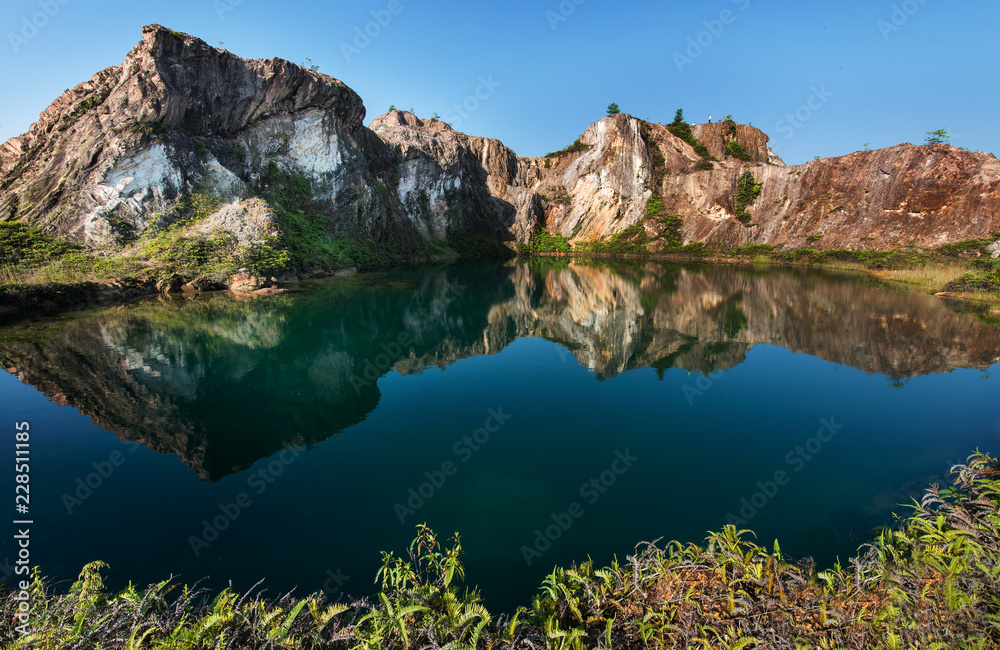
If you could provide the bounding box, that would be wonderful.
[660,144,1000,250]
[369,110,540,242]
[2,24,998,261]
[0,25,418,253]
[692,121,774,163]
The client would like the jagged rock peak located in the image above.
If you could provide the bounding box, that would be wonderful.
[1,24,366,167]
[0,24,391,248]
[370,110,453,132]
[692,121,773,164]
[126,24,366,135]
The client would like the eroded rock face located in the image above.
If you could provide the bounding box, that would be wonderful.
[2,24,999,258]
[372,111,1000,250]
[0,24,417,253]
[666,144,1000,250]
[692,122,772,163]
[370,110,537,242]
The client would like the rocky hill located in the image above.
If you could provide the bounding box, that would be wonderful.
[1,24,999,280]
[0,25,421,254]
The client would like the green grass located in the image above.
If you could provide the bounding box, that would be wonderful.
[4,452,1000,648]
[943,258,1000,293]
[730,243,779,257]
[516,227,572,255]
[0,205,278,295]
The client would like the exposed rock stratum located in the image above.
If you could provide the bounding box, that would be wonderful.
[2,24,999,264]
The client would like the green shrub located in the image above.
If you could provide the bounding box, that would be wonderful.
[667,108,713,161]
[240,237,291,276]
[938,237,999,258]
[645,134,666,174]
[446,231,514,258]
[944,260,1000,293]
[724,140,751,162]
[575,224,649,256]
[0,223,78,268]
[259,162,374,270]
[544,139,593,158]
[137,228,240,279]
[680,241,711,256]
[520,227,571,254]
[734,171,763,225]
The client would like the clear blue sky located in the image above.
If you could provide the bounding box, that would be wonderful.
[1,0,997,165]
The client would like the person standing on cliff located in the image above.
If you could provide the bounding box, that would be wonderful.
[708,115,712,123]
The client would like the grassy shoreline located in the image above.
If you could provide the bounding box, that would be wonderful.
[2,218,999,320]
[3,452,999,648]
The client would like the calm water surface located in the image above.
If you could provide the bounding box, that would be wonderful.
[2,260,999,611]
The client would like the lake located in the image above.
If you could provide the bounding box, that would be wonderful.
[2,259,999,612]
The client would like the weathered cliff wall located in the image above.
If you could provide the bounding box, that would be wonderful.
[0,24,419,254]
[2,24,998,264]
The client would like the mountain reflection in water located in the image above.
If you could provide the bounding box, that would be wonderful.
[2,261,998,482]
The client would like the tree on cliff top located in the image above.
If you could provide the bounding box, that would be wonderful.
[925,129,950,145]
[606,103,621,116]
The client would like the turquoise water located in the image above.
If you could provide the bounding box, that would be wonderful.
[1,260,999,611]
